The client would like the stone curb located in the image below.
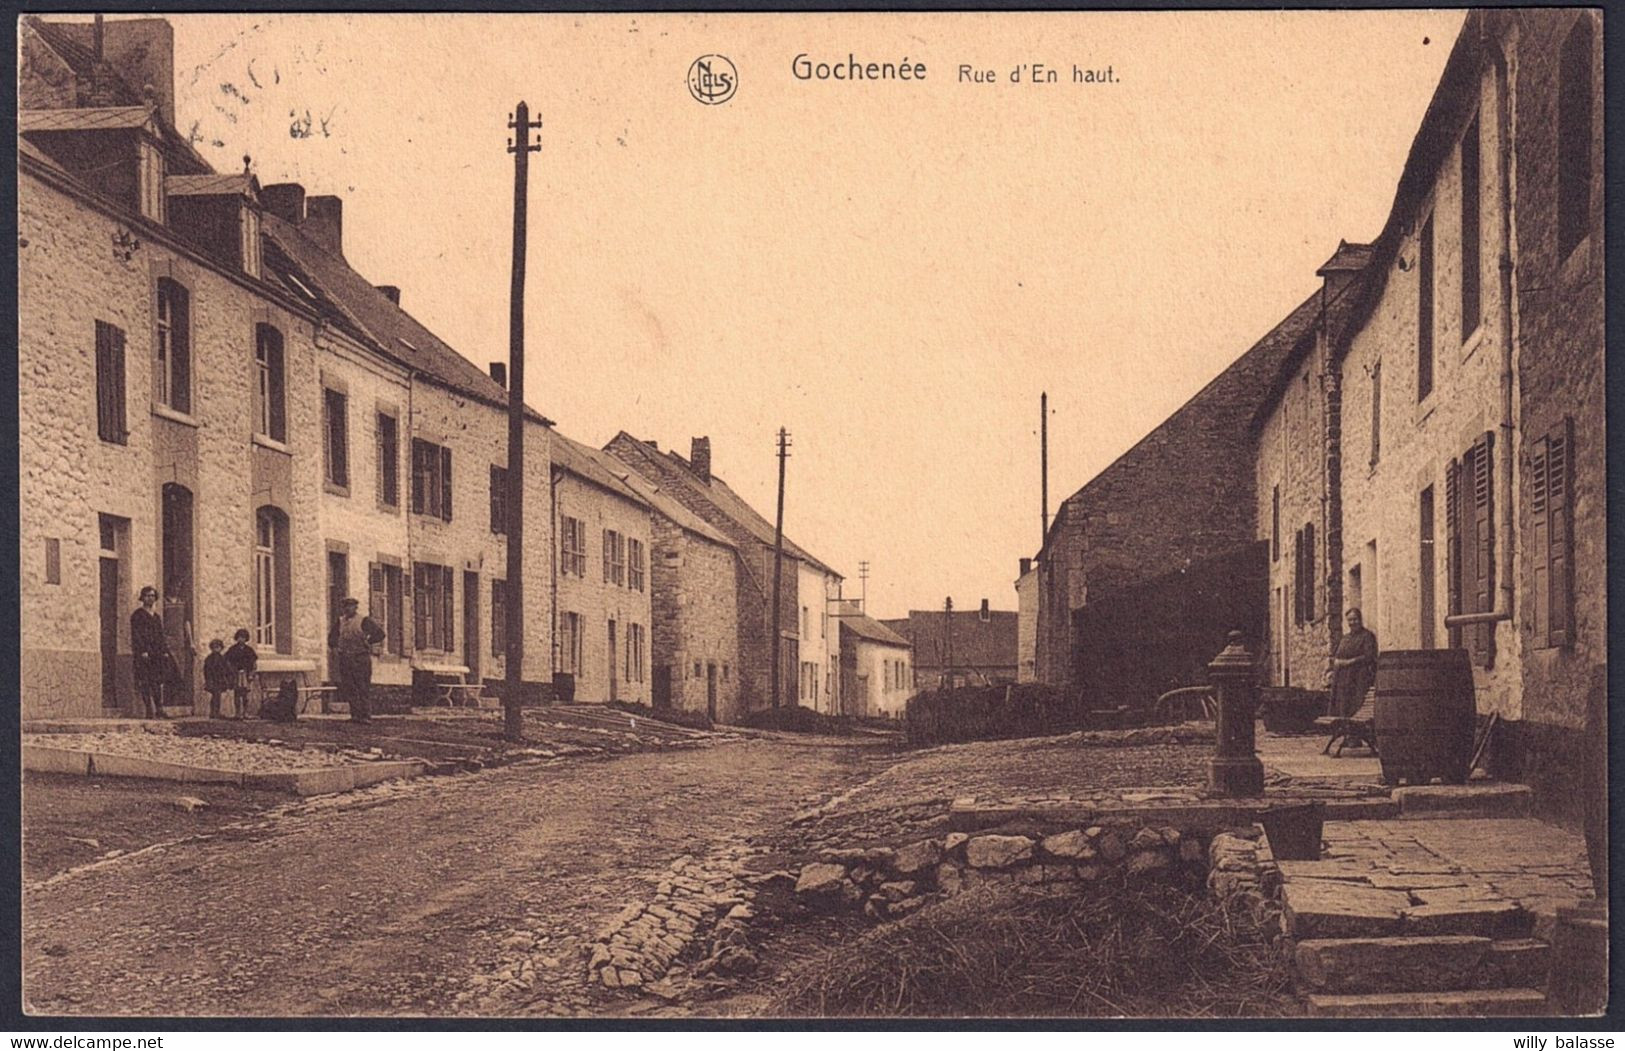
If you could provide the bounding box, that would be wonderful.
[22,743,427,796]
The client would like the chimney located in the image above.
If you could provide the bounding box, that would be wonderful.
[376,285,401,305]
[979,598,991,621]
[1019,557,1032,576]
[488,362,507,389]
[101,19,176,129]
[304,195,343,255]
[1316,240,1373,305]
[260,183,306,225]
[690,436,711,482]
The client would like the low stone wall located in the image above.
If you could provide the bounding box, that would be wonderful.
[1207,827,1285,936]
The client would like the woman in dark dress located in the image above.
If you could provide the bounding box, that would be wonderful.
[130,585,171,719]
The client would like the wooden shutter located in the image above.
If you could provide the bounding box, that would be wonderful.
[266,330,286,442]
[1530,435,1551,643]
[491,580,505,657]
[440,446,453,522]
[603,531,612,583]
[413,564,428,650]
[441,565,455,651]
[170,286,191,414]
[1470,431,1496,668]
[1445,457,1461,650]
[376,416,388,506]
[490,465,503,534]
[411,440,426,515]
[368,563,384,645]
[1547,418,1574,647]
[1303,522,1316,621]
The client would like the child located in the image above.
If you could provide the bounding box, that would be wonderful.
[202,639,232,719]
[225,628,258,720]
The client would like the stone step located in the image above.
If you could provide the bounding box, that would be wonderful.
[1295,936,1492,994]
[1485,938,1551,989]
[1394,783,1532,819]
[1304,987,1548,1017]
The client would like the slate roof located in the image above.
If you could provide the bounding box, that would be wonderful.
[837,603,911,649]
[20,106,154,133]
[884,610,1018,670]
[551,431,649,509]
[607,460,736,549]
[261,212,553,423]
[608,433,840,577]
[166,173,260,199]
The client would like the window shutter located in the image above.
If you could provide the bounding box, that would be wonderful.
[1548,418,1574,647]
[1445,457,1462,650]
[441,565,455,651]
[267,332,286,441]
[95,321,116,441]
[490,465,502,534]
[413,565,427,650]
[1470,431,1496,668]
[603,531,612,583]
[411,441,426,515]
[171,287,191,414]
[1530,435,1551,644]
[1303,522,1316,621]
[440,446,453,521]
[376,416,387,506]
[368,562,384,624]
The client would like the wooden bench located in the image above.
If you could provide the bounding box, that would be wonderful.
[412,662,481,707]
[439,682,486,708]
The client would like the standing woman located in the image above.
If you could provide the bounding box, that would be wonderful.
[131,585,172,719]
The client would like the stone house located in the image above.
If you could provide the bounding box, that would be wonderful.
[1014,557,1038,683]
[883,603,1018,689]
[608,462,743,723]
[836,603,913,719]
[18,15,558,717]
[550,434,653,706]
[604,434,843,713]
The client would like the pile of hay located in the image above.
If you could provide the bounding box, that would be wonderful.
[767,878,1293,1018]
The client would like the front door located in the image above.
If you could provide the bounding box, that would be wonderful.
[706,662,718,721]
[161,484,195,707]
[327,549,348,680]
[99,555,121,710]
[607,620,618,702]
[653,664,671,709]
[463,571,480,680]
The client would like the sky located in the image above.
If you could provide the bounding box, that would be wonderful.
[141,11,1462,620]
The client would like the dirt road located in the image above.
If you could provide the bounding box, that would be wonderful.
[23,736,881,1018]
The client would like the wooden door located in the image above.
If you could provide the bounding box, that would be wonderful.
[99,556,121,710]
[607,620,618,702]
[463,571,480,680]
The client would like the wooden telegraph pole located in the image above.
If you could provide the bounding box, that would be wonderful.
[503,101,542,742]
[1041,391,1049,544]
[769,428,791,708]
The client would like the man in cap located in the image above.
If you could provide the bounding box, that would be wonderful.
[329,597,386,724]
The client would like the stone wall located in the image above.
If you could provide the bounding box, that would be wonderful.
[648,517,742,722]
[553,471,652,706]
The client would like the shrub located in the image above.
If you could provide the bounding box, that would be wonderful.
[605,700,713,731]
[767,879,1293,1018]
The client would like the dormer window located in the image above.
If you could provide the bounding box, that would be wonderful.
[166,173,263,276]
[20,107,166,222]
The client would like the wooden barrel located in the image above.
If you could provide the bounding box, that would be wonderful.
[1372,649,1476,785]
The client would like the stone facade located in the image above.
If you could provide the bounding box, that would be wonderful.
[645,513,741,722]
[840,632,912,719]
[1014,560,1037,683]
[794,560,840,713]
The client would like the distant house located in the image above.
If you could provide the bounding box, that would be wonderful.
[883,601,1018,689]
[605,434,843,713]
[836,602,912,718]
[1014,557,1038,683]
[550,434,654,706]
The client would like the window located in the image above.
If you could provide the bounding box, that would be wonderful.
[95,321,127,444]
[44,538,61,585]
[411,439,453,521]
[1530,418,1575,648]
[1292,524,1316,624]
[693,661,702,679]
[1418,217,1434,401]
[801,606,809,638]
[323,387,349,491]
[368,561,404,655]
[376,412,399,508]
[412,562,455,652]
[722,664,730,682]
[253,507,290,652]
[627,539,645,592]
[1461,114,1482,339]
[490,465,508,535]
[254,324,286,442]
[1419,487,1437,649]
[1558,17,1595,259]
[491,579,507,656]
[1271,485,1280,561]
[1369,360,1382,466]
[603,530,625,586]
[557,611,581,674]
[626,623,646,684]
[560,516,587,577]
[1445,431,1496,668]
[154,279,190,413]
[822,608,828,638]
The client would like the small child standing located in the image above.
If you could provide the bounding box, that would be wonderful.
[225,628,258,720]
[202,639,232,719]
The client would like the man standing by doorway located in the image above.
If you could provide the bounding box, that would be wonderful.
[329,597,385,724]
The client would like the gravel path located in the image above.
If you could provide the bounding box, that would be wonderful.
[23,737,876,1017]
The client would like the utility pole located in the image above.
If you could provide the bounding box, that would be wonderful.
[943,596,955,689]
[858,560,870,612]
[769,428,791,708]
[503,100,542,743]
[1041,391,1050,545]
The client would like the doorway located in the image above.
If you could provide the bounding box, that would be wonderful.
[653,664,671,709]
[327,547,348,679]
[161,484,195,706]
[98,514,125,710]
[706,662,718,721]
[607,620,618,702]
[463,571,480,680]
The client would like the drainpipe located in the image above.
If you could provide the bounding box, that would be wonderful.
[1446,34,1517,630]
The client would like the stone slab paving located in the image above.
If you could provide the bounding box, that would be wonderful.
[1285,817,1594,942]
[1258,733,1383,782]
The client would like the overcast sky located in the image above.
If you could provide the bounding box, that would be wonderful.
[150,11,1462,620]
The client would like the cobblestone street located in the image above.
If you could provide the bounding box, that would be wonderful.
[22,736,881,1017]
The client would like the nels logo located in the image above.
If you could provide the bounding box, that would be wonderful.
[687,54,737,105]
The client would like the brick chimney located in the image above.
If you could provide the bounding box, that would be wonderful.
[305,195,343,256]
[488,362,507,389]
[979,598,991,621]
[260,183,306,224]
[1316,240,1373,304]
[690,437,711,482]
[101,18,176,130]
[1019,557,1032,576]
[376,285,401,305]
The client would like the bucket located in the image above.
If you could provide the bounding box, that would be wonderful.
[1373,649,1476,786]
[1259,802,1325,860]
